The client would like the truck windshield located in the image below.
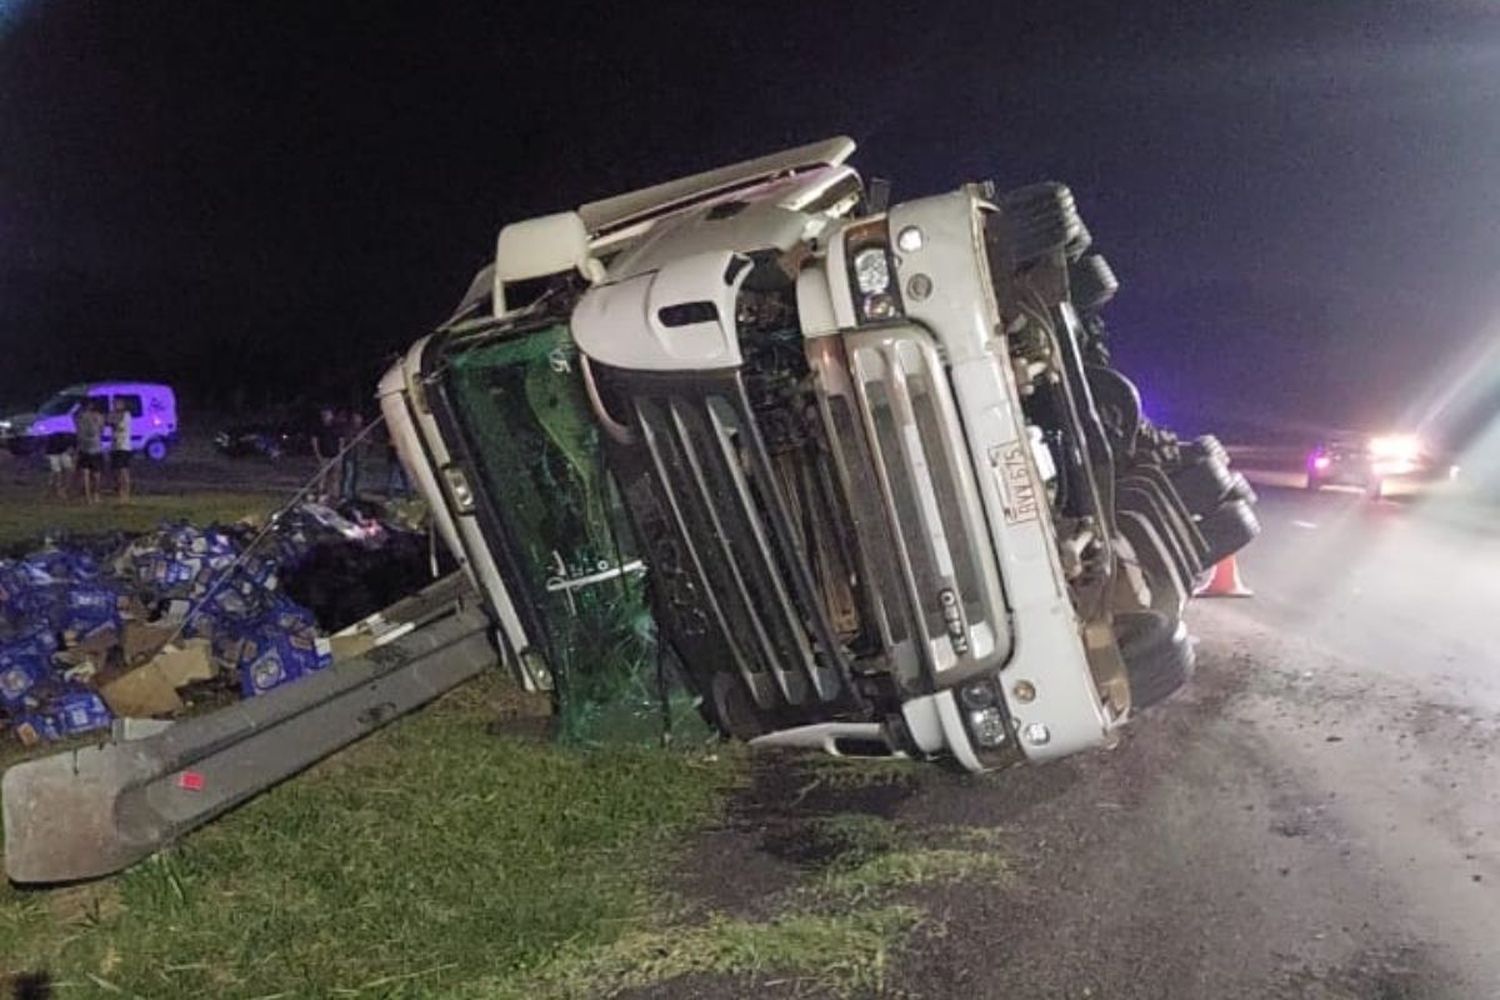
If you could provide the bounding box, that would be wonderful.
[36,391,86,417]
[443,325,707,745]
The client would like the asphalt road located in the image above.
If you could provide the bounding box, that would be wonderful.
[672,480,1500,999]
[1196,481,1500,993]
[927,480,1500,998]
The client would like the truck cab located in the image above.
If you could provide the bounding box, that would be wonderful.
[380,137,1258,770]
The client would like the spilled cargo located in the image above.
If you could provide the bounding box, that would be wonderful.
[0,501,421,746]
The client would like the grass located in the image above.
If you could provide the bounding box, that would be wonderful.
[0,674,736,996]
[505,907,923,999]
[0,487,1017,996]
[0,711,1016,998]
[798,813,1011,905]
[511,812,1013,998]
[0,491,278,549]
[0,701,1017,998]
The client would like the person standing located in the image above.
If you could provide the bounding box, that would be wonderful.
[339,410,364,502]
[74,400,106,505]
[311,407,341,502]
[108,397,134,502]
[43,428,76,500]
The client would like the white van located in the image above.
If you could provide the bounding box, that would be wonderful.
[0,382,179,461]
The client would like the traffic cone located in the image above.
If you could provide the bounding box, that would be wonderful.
[1196,554,1253,598]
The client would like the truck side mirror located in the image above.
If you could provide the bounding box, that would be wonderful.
[493,211,605,314]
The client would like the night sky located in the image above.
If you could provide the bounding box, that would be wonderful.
[3,0,1499,439]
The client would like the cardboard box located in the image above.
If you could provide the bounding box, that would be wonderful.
[121,621,180,666]
[151,639,216,688]
[99,663,183,717]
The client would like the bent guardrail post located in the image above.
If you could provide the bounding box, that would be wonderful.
[3,575,493,884]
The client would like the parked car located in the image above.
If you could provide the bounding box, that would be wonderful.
[1307,431,1458,498]
[213,420,315,460]
[0,382,178,460]
[381,137,1258,772]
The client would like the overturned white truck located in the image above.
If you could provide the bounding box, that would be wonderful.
[380,137,1258,771]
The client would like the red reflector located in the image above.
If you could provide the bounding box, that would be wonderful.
[177,771,205,792]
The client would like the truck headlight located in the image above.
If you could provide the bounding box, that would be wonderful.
[853,247,891,295]
[968,705,1008,748]
[959,679,997,710]
[958,679,1008,748]
[844,221,904,324]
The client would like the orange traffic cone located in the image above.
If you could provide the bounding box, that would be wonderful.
[1196,554,1253,598]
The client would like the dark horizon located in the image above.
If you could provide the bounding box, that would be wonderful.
[4,0,1499,439]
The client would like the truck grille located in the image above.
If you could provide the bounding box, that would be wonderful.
[840,328,1009,674]
[607,369,854,721]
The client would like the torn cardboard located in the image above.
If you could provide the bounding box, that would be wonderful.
[151,639,216,688]
[99,663,183,717]
[122,621,180,666]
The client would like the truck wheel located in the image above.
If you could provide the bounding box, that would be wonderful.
[1197,498,1260,565]
[1065,219,1093,262]
[1175,435,1227,469]
[1116,610,1195,711]
[1368,477,1383,500]
[144,437,169,462]
[1071,254,1119,314]
[1169,455,1235,514]
[997,182,1086,265]
[1305,473,1321,491]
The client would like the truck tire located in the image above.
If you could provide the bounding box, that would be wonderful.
[997,182,1086,265]
[1169,454,1236,515]
[1179,434,1228,468]
[144,437,169,462]
[1071,254,1119,314]
[1196,497,1259,565]
[1116,610,1195,711]
[1065,219,1093,262]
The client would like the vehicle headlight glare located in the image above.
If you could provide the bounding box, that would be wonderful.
[853,247,891,295]
[1369,434,1421,462]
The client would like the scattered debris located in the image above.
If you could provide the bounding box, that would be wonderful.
[0,500,430,744]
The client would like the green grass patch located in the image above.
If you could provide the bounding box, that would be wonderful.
[820,847,1011,903]
[492,815,1008,1000]
[800,814,1012,904]
[795,753,928,788]
[0,492,278,549]
[496,906,921,999]
[0,673,737,996]
[511,812,1013,997]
